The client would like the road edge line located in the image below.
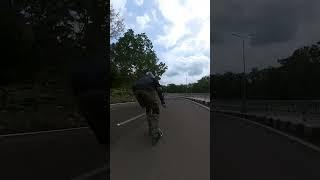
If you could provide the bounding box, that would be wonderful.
[218,113,320,153]
[184,98,210,111]
[110,102,136,106]
[71,165,108,180]
[0,127,89,138]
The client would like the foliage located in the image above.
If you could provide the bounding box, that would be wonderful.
[213,41,320,99]
[111,29,167,88]
[110,5,125,39]
[166,75,210,93]
[0,1,107,131]
[0,0,107,85]
[110,88,135,103]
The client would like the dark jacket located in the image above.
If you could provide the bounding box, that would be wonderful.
[132,75,165,104]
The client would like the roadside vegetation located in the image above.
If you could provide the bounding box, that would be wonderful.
[213,41,320,100]
[165,76,210,93]
[0,1,106,133]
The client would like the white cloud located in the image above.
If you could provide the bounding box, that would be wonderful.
[111,0,127,14]
[155,0,210,48]
[136,14,151,30]
[128,12,134,17]
[155,0,210,84]
[159,52,210,85]
[135,0,144,6]
[151,9,158,22]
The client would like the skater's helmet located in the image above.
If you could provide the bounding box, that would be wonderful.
[146,71,155,79]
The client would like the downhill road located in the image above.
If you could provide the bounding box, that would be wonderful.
[213,112,320,180]
[0,128,107,179]
[110,98,210,180]
[2,96,320,180]
[111,97,320,180]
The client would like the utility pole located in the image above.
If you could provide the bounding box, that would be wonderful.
[185,73,188,96]
[242,39,246,113]
[231,33,253,113]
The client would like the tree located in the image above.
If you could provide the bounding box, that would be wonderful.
[110,5,125,40]
[111,29,167,88]
[211,41,320,99]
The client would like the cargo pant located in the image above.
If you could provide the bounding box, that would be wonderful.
[133,89,160,137]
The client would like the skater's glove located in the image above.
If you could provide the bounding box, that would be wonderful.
[161,102,166,108]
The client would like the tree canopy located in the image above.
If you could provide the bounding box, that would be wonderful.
[0,0,107,85]
[110,5,125,40]
[165,75,210,93]
[213,41,320,99]
[111,29,167,88]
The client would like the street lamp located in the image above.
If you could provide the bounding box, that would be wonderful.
[231,33,253,113]
[185,73,188,96]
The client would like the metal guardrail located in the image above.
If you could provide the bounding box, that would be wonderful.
[213,101,320,115]
[166,93,320,116]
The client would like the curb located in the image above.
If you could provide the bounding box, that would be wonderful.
[186,97,320,140]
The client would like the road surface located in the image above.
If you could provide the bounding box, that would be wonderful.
[213,112,320,180]
[0,128,106,179]
[110,98,210,180]
[2,96,320,179]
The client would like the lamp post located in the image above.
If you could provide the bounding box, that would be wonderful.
[185,73,188,96]
[231,33,253,113]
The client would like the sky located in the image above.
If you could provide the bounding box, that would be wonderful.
[212,0,320,74]
[111,0,210,85]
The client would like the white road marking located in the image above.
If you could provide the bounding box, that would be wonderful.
[0,127,89,138]
[117,113,145,126]
[71,165,108,180]
[219,113,320,153]
[110,102,136,106]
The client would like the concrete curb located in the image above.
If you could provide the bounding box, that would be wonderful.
[185,97,320,140]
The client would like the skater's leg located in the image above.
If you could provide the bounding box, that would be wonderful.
[146,106,152,136]
[150,102,160,138]
[133,90,146,108]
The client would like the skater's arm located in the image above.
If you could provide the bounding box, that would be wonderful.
[153,79,165,104]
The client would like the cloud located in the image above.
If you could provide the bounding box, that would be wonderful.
[154,0,210,84]
[111,0,127,14]
[155,0,209,48]
[214,0,320,46]
[166,71,179,77]
[212,0,320,74]
[112,0,210,84]
[136,14,151,30]
[135,0,144,6]
[151,9,158,22]
[160,52,210,84]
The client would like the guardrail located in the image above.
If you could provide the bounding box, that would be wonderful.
[186,97,320,142]
[168,93,320,117]
[213,100,320,119]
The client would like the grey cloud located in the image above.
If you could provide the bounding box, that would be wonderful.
[174,61,206,76]
[213,0,320,46]
[188,62,204,76]
[166,70,179,77]
[212,0,320,74]
[165,59,207,78]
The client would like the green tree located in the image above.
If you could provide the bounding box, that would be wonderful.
[110,5,125,40]
[111,29,167,88]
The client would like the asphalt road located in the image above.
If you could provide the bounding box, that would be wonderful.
[0,128,106,179]
[110,98,210,180]
[2,96,320,180]
[213,112,320,180]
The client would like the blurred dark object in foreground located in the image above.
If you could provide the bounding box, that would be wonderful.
[72,55,107,145]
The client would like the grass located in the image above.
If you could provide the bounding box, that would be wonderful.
[0,83,87,135]
[110,88,136,104]
[0,86,136,134]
